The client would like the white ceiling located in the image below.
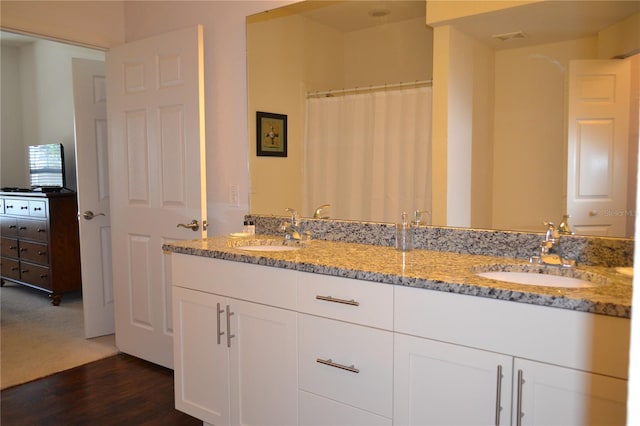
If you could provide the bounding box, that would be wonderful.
[292,0,639,50]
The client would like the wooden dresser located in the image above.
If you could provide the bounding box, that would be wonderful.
[0,191,82,305]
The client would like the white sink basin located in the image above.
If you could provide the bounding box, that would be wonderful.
[476,271,597,288]
[237,245,301,252]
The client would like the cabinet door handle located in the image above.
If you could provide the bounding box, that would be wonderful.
[216,303,225,345]
[316,358,360,374]
[226,305,235,348]
[516,369,525,426]
[315,295,360,306]
[495,365,503,426]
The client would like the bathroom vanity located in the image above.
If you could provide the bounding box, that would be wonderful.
[165,231,631,426]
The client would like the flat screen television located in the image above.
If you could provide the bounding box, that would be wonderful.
[28,143,66,190]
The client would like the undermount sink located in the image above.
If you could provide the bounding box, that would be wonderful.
[476,271,597,288]
[237,245,301,252]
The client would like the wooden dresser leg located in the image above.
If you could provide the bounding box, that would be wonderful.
[50,293,62,306]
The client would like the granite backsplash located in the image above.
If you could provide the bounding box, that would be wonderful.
[245,214,634,268]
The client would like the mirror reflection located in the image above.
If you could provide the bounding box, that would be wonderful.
[247,0,639,238]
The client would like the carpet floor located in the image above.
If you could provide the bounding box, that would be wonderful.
[1,282,119,390]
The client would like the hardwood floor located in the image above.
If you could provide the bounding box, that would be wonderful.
[1,353,201,425]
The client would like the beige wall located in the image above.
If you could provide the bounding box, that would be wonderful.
[492,37,597,232]
[248,10,433,217]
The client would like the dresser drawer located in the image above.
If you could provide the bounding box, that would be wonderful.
[297,272,393,330]
[19,261,51,290]
[29,200,47,217]
[299,390,391,426]
[298,314,393,418]
[5,199,30,216]
[1,257,21,280]
[18,241,49,265]
[17,218,48,242]
[1,216,18,237]
[1,238,20,260]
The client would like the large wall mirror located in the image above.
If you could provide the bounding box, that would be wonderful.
[247,0,639,238]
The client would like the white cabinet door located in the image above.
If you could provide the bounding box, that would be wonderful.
[394,333,513,426]
[513,359,627,426]
[173,286,230,425]
[228,298,298,426]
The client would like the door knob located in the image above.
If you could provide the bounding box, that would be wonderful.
[82,211,105,220]
[177,219,200,231]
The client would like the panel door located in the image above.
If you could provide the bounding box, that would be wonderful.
[228,298,298,426]
[513,358,627,426]
[106,25,207,367]
[567,59,631,236]
[72,57,115,338]
[394,333,513,426]
[173,286,230,425]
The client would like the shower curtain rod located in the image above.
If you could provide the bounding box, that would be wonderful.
[307,79,432,98]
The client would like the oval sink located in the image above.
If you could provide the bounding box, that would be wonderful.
[476,271,597,288]
[237,245,301,252]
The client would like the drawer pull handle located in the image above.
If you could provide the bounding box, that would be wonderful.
[39,274,48,279]
[11,266,19,272]
[315,295,359,306]
[38,251,47,256]
[316,358,360,374]
[9,245,18,250]
[217,303,224,345]
[226,305,235,348]
[21,206,29,210]
[495,365,503,426]
[9,225,17,229]
[20,248,27,252]
[37,228,46,233]
[516,369,525,426]
[19,226,27,230]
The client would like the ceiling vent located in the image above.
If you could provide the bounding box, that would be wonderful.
[491,31,527,42]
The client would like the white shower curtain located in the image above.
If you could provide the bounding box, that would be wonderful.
[304,86,432,223]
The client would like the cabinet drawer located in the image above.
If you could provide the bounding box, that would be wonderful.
[299,390,391,426]
[172,254,297,310]
[18,241,49,265]
[19,261,51,290]
[5,199,29,216]
[298,314,393,418]
[1,257,21,280]
[29,200,47,217]
[1,238,20,260]
[298,272,393,329]
[1,216,18,237]
[17,218,48,242]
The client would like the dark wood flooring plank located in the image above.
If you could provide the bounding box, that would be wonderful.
[1,353,201,426]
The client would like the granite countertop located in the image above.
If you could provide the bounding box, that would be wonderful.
[164,235,633,319]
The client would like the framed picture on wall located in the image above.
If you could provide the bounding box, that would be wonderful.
[256,111,287,157]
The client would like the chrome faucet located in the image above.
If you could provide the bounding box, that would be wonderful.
[313,204,331,219]
[530,221,575,267]
[280,208,302,242]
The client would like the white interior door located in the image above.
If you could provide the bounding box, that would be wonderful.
[567,59,631,236]
[72,58,115,338]
[106,25,207,368]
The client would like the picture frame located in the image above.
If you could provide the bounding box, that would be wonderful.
[256,111,287,157]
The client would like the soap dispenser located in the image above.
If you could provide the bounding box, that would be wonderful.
[395,212,413,252]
